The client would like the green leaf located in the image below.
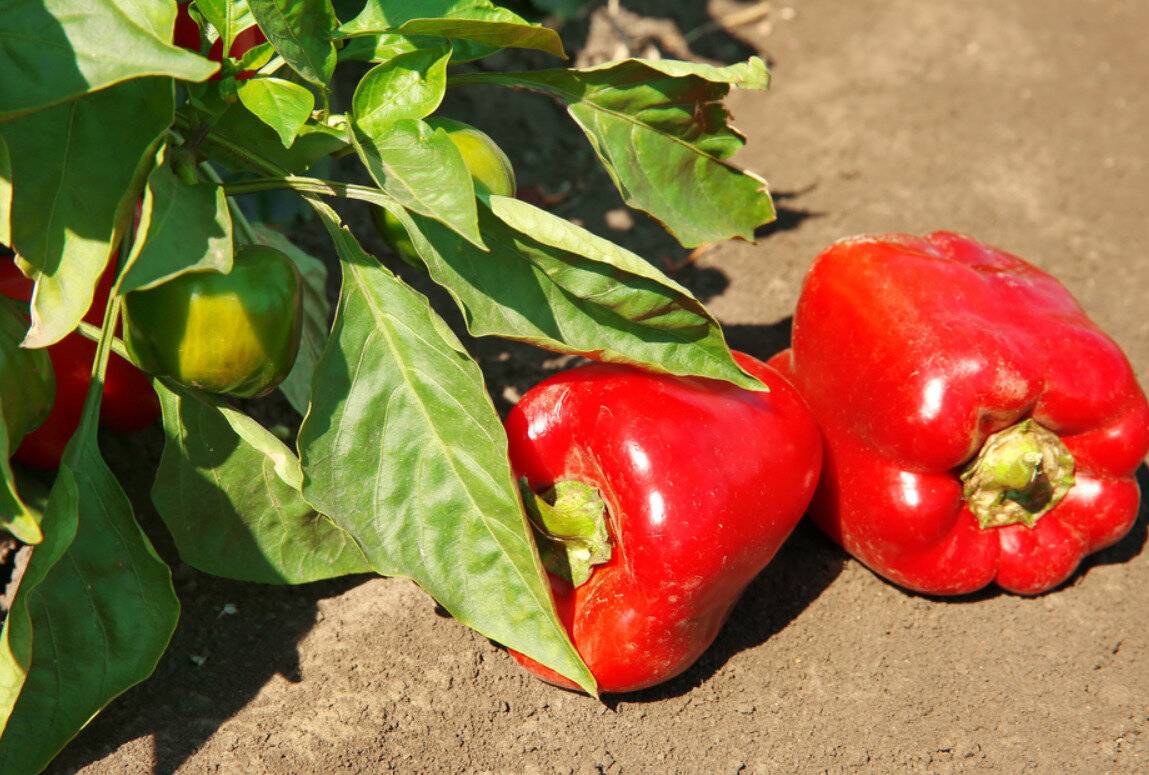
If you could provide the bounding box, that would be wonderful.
[247,0,339,88]
[351,48,451,137]
[297,201,595,695]
[0,400,179,771]
[195,0,256,52]
[452,58,776,247]
[0,78,174,347]
[340,0,565,58]
[0,298,55,545]
[392,195,760,389]
[337,33,424,63]
[0,421,43,546]
[119,147,234,294]
[352,119,484,248]
[0,0,217,120]
[183,103,349,175]
[250,224,330,416]
[237,77,317,147]
[152,382,369,584]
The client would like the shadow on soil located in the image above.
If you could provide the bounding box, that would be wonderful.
[612,521,845,706]
[46,429,373,775]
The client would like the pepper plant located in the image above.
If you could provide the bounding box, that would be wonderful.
[0,1,775,769]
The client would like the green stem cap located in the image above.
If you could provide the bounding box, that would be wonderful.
[520,479,612,587]
[960,419,1076,528]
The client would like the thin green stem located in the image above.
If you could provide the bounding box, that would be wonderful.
[76,321,131,362]
[225,176,394,208]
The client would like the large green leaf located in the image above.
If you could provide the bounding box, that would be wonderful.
[0,392,179,771]
[452,58,775,247]
[250,223,329,416]
[352,118,483,248]
[351,48,451,137]
[152,382,369,584]
[119,147,234,294]
[392,195,759,389]
[297,201,595,695]
[237,77,316,148]
[247,0,338,88]
[0,78,173,347]
[0,0,217,120]
[340,0,565,58]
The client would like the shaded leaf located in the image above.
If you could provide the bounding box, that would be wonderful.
[0,0,216,120]
[152,382,369,584]
[0,78,173,347]
[297,201,595,695]
[183,103,348,175]
[119,147,234,293]
[0,390,178,771]
[0,298,55,544]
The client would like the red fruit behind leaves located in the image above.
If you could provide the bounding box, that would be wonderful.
[0,255,159,469]
[175,2,266,80]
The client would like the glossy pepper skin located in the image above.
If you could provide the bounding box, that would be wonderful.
[0,254,160,469]
[123,245,303,399]
[506,353,822,693]
[770,231,1149,596]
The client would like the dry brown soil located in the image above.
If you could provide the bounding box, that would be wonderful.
[48,1,1149,772]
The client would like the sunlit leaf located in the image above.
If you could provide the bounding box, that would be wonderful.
[0,79,173,347]
[297,201,595,695]
[453,58,775,247]
[0,0,217,120]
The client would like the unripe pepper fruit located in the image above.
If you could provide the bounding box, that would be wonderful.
[370,118,516,264]
[505,353,822,693]
[122,245,303,399]
[770,231,1149,595]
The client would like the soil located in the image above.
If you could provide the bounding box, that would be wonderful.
[43,1,1149,772]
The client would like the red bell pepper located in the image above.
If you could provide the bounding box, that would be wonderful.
[174,2,266,80]
[505,352,822,693]
[0,252,159,469]
[770,231,1149,596]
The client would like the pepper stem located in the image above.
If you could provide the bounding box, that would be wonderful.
[520,478,612,587]
[960,419,1075,528]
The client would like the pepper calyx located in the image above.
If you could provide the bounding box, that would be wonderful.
[960,419,1075,528]
[520,478,612,587]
